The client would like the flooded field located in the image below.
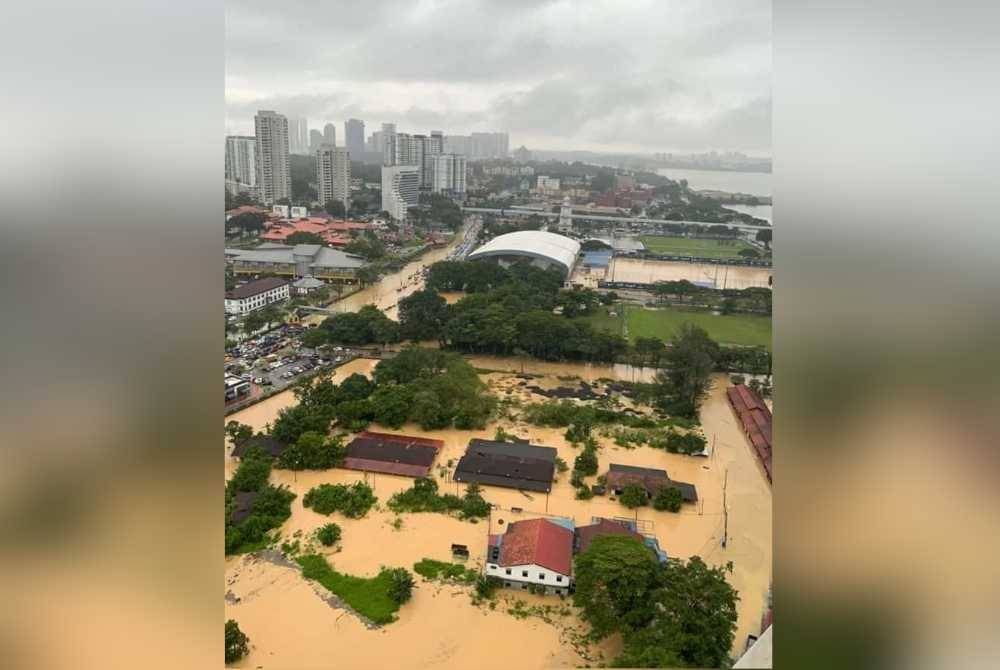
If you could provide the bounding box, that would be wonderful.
[225,358,772,668]
[606,257,772,290]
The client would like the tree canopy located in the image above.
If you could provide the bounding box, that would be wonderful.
[656,323,720,418]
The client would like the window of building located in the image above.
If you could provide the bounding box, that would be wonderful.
[538,573,545,580]
[488,565,495,571]
[505,568,511,575]
[556,575,563,582]
[521,571,528,577]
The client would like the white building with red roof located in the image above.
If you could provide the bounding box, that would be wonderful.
[485,517,574,595]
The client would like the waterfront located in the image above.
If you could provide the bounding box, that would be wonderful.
[656,167,772,198]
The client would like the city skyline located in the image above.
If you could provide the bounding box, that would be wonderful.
[225,0,771,155]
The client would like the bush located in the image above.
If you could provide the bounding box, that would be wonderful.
[653,486,683,513]
[386,568,415,604]
[475,574,503,599]
[574,447,599,476]
[225,620,249,664]
[554,456,568,473]
[316,522,342,546]
[460,483,491,520]
[575,486,594,500]
[276,432,346,470]
[226,447,271,496]
[570,470,584,488]
[413,559,477,583]
[619,483,648,509]
[303,482,377,518]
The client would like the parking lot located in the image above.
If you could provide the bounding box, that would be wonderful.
[225,324,365,395]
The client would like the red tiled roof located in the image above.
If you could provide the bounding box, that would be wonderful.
[498,518,573,576]
[727,385,772,483]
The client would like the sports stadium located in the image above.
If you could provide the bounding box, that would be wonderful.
[466,230,581,277]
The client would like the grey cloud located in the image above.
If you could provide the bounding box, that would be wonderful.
[226,0,772,152]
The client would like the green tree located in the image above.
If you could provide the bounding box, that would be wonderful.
[259,304,284,329]
[369,384,415,428]
[300,327,329,348]
[386,568,415,604]
[243,312,265,336]
[614,557,739,668]
[634,336,665,365]
[225,421,253,445]
[619,483,649,509]
[573,535,660,638]
[324,199,346,218]
[755,228,772,248]
[225,619,249,664]
[399,289,449,342]
[656,323,719,418]
[316,522,341,546]
[652,486,683,513]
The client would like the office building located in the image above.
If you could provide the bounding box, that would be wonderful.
[444,134,471,156]
[323,123,336,147]
[345,118,365,155]
[537,175,561,193]
[431,153,467,196]
[381,164,420,221]
[225,135,258,196]
[315,144,351,210]
[224,277,290,315]
[254,111,292,205]
[285,117,309,154]
[381,122,397,165]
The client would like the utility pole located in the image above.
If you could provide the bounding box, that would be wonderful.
[721,467,729,549]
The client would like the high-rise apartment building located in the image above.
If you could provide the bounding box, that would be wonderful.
[381,123,397,165]
[315,145,351,210]
[286,117,310,154]
[225,135,258,196]
[254,111,292,205]
[431,153,467,196]
[345,119,365,156]
[309,129,324,154]
[445,132,509,159]
[381,164,419,221]
[323,123,336,147]
[444,134,471,156]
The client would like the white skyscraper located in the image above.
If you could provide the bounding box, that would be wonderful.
[254,111,292,204]
[309,128,324,154]
[381,164,419,221]
[431,153,467,196]
[225,135,258,196]
[315,145,351,211]
[381,122,397,165]
[286,117,310,154]
[323,123,336,147]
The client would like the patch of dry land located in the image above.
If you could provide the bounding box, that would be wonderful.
[225,360,772,669]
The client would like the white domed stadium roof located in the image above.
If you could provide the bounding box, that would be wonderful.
[467,230,581,275]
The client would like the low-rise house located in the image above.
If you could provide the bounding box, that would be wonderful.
[224,277,290,315]
[342,431,443,478]
[231,435,287,460]
[453,439,557,492]
[605,464,698,503]
[225,374,251,401]
[726,384,772,483]
[574,517,668,561]
[486,518,574,595]
[291,276,326,295]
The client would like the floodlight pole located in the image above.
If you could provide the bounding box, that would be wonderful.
[721,467,729,549]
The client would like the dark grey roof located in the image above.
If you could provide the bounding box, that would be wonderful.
[231,435,287,459]
[609,463,668,478]
[226,277,288,300]
[453,439,556,493]
[230,491,259,524]
[466,438,557,462]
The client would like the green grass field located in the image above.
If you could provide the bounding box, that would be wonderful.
[583,305,772,350]
[640,236,754,259]
[296,554,405,624]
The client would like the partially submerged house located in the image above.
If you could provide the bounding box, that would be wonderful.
[229,491,259,524]
[342,431,443,478]
[453,439,557,493]
[574,517,668,562]
[231,435,287,460]
[605,464,698,503]
[486,517,574,595]
[726,384,772,483]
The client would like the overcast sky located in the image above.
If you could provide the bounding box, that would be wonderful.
[226,0,771,154]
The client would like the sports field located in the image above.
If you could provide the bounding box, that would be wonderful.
[639,236,755,259]
[583,305,772,350]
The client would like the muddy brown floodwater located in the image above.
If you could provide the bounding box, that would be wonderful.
[606,257,772,290]
[225,358,772,669]
[302,227,469,327]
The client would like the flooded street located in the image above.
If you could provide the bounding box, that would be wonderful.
[225,357,771,667]
[303,225,470,326]
[607,257,772,290]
